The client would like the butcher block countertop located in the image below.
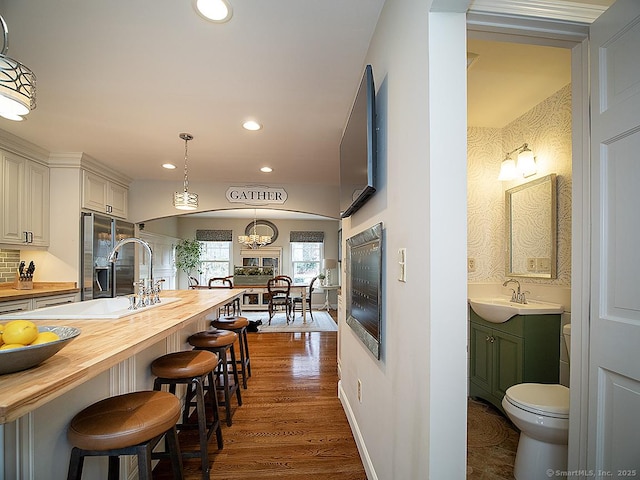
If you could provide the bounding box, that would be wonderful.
[0,289,242,423]
[0,282,79,301]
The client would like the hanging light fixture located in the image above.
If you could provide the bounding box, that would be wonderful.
[173,133,198,210]
[238,210,272,249]
[497,143,537,181]
[0,15,36,121]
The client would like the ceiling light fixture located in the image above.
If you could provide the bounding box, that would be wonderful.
[243,120,262,131]
[173,133,198,211]
[194,0,233,23]
[238,210,272,249]
[0,15,36,121]
[162,163,176,169]
[260,166,273,173]
[498,143,537,181]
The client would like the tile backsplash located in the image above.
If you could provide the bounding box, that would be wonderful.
[0,249,20,283]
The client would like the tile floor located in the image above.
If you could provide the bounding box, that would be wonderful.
[467,397,519,479]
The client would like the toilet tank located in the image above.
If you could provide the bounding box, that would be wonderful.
[563,324,571,360]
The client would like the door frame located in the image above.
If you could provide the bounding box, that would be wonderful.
[466,10,592,469]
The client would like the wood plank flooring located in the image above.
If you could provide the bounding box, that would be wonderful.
[154,330,367,479]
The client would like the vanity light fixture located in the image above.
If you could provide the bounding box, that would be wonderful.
[498,143,537,181]
[0,15,36,121]
[173,133,198,211]
[238,210,272,249]
[194,0,233,23]
[243,120,262,131]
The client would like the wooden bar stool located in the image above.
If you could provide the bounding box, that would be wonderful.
[67,390,183,480]
[188,329,242,426]
[210,316,251,389]
[151,350,223,480]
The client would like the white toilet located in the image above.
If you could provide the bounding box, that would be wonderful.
[502,324,571,480]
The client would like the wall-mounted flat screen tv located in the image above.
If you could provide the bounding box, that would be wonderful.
[346,222,382,359]
[340,64,377,218]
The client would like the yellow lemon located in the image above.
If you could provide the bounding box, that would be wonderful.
[2,320,38,345]
[0,343,25,350]
[30,331,60,345]
[0,323,4,346]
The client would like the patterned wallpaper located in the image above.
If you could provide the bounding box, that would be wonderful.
[467,84,572,286]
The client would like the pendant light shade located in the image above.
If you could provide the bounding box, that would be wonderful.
[173,133,198,211]
[0,15,36,121]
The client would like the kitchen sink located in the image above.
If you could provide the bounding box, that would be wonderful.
[468,297,564,323]
[0,297,182,320]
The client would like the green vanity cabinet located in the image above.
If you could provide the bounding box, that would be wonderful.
[469,309,561,412]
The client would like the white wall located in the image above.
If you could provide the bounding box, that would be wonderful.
[337,1,468,478]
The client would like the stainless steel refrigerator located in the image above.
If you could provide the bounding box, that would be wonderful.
[81,213,135,300]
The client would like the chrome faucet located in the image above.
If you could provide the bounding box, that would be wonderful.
[503,278,521,302]
[108,237,153,305]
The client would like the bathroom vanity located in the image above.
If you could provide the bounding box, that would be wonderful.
[469,308,561,413]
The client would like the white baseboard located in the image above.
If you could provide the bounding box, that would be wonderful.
[337,380,378,480]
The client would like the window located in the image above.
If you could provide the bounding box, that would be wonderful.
[198,241,231,284]
[291,242,323,284]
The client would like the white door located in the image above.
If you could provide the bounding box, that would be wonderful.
[588,0,640,472]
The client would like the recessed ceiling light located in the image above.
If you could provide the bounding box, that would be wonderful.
[243,120,262,131]
[162,163,176,169]
[260,167,273,173]
[194,0,233,23]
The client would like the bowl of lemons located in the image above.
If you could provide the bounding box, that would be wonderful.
[0,320,81,374]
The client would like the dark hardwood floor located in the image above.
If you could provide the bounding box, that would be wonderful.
[154,326,367,479]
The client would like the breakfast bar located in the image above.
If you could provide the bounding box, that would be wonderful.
[0,288,242,479]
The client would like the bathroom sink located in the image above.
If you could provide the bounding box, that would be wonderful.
[0,297,182,320]
[468,297,564,323]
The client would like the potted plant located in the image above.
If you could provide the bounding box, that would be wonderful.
[317,273,326,286]
[174,238,203,285]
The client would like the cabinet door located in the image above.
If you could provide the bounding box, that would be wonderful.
[493,329,523,400]
[25,160,50,246]
[0,299,32,315]
[0,152,25,244]
[82,171,109,213]
[107,182,128,219]
[33,293,79,309]
[469,321,493,393]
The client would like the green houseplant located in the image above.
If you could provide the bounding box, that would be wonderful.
[174,238,203,281]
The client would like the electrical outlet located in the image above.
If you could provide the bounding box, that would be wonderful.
[527,258,536,271]
[357,379,362,402]
[468,257,476,272]
[537,257,551,271]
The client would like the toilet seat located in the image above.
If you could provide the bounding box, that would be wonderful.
[505,383,569,419]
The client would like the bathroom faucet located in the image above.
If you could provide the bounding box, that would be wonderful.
[108,237,153,303]
[503,278,521,302]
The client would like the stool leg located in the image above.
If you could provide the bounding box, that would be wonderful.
[67,447,84,480]
[219,350,233,426]
[206,371,224,450]
[229,345,243,407]
[136,443,153,480]
[242,328,251,378]
[236,329,248,389]
[193,377,211,478]
[165,425,185,480]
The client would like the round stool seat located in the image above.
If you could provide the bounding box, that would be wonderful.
[189,329,237,349]
[211,316,249,330]
[151,350,218,379]
[68,391,181,451]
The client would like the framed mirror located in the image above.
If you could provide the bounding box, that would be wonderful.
[245,219,279,243]
[505,173,557,278]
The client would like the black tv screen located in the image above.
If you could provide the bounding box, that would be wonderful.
[340,64,377,218]
[346,222,382,359]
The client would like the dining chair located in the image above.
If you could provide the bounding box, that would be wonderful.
[266,276,293,325]
[208,277,241,316]
[292,275,318,321]
[188,276,199,289]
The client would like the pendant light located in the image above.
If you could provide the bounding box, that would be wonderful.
[0,15,36,121]
[238,210,272,249]
[173,133,198,211]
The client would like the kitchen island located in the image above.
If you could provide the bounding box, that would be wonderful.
[0,288,243,479]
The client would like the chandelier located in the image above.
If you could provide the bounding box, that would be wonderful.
[173,133,198,210]
[0,15,36,121]
[238,211,272,249]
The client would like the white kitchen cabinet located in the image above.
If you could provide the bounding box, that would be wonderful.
[0,298,32,315]
[0,151,50,246]
[0,293,79,315]
[82,170,128,219]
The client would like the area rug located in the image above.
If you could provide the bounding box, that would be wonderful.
[467,398,510,448]
[240,310,338,333]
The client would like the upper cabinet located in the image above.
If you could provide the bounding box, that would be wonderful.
[0,151,50,246]
[82,171,128,219]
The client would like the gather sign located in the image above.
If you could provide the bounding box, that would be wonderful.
[225,185,288,205]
